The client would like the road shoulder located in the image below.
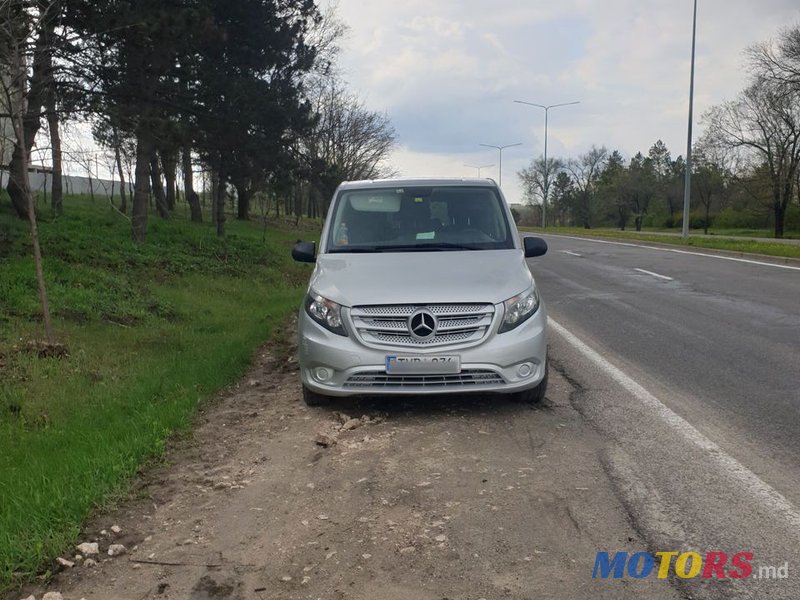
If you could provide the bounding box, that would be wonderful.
[13,341,682,600]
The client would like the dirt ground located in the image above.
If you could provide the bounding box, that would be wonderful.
[13,336,684,600]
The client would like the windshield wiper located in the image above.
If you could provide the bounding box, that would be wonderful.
[328,246,383,253]
[329,243,486,253]
[378,243,484,251]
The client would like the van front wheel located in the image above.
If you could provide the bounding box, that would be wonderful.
[302,385,331,407]
[513,363,548,405]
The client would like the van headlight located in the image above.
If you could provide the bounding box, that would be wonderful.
[499,285,540,333]
[305,291,348,336]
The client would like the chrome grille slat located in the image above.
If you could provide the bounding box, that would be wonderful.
[344,369,506,389]
[350,303,495,349]
[357,319,410,332]
[355,304,491,317]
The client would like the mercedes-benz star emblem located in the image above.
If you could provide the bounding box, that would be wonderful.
[408,309,438,340]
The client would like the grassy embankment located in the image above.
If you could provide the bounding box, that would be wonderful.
[0,196,315,590]
[520,226,800,260]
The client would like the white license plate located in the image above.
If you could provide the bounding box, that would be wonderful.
[385,355,461,375]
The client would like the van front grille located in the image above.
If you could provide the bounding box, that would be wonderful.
[350,303,495,349]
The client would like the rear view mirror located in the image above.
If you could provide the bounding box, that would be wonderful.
[292,241,316,263]
[523,236,548,258]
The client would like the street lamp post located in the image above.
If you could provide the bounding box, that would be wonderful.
[478,143,522,187]
[514,100,579,228]
[681,0,698,239]
[464,163,495,178]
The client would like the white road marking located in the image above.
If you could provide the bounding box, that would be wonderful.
[634,267,673,281]
[559,250,583,257]
[539,234,800,272]
[549,317,800,530]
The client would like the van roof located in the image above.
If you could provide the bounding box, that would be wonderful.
[338,177,498,190]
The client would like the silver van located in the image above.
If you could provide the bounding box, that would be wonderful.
[291,178,548,406]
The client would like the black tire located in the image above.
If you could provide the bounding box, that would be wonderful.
[302,385,331,407]
[514,362,548,405]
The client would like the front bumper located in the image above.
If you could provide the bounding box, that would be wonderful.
[298,303,547,397]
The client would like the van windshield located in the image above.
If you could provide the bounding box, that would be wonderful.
[326,186,515,253]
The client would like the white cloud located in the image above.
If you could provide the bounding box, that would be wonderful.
[330,0,800,203]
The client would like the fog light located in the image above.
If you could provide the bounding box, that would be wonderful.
[313,367,332,382]
[517,363,533,378]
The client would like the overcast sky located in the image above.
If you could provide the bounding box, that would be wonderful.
[331,0,800,204]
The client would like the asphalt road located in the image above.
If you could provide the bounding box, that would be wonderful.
[530,233,800,599]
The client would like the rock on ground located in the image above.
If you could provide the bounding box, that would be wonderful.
[75,542,98,556]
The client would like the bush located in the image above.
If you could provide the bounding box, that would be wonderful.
[661,214,677,229]
[713,208,769,230]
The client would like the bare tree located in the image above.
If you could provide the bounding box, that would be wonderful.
[518,156,564,210]
[62,139,96,201]
[302,79,397,207]
[748,26,800,94]
[565,145,608,229]
[0,0,54,342]
[704,79,800,238]
[693,137,731,234]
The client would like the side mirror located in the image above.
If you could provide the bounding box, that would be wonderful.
[292,241,316,263]
[523,236,548,258]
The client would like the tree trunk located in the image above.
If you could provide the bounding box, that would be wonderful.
[774,202,785,239]
[236,182,250,220]
[45,80,62,215]
[86,160,95,202]
[5,6,55,219]
[9,45,53,341]
[161,151,177,211]
[132,134,154,242]
[149,153,169,218]
[113,134,127,213]
[294,183,301,226]
[210,169,219,226]
[182,146,202,222]
[22,133,54,343]
[704,203,710,235]
[216,171,226,237]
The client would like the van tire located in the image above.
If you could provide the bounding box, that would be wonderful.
[302,385,331,407]
[514,362,548,405]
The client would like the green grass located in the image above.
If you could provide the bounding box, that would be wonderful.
[645,227,800,240]
[0,196,316,590]
[520,227,800,259]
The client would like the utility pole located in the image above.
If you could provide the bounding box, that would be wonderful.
[464,163,494,178]
[514,100,580,228]
[681,0,698,238]
[478,143,522,187]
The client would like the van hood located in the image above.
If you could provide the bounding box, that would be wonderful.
[309,250,534,307]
